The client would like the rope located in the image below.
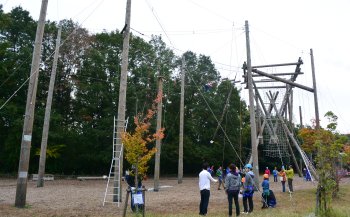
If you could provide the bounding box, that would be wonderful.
[185,66,244,167]
[0,0,105,110]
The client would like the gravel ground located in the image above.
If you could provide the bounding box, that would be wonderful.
[0,175,347,217]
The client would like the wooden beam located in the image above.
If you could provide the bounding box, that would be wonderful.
[252,62,301,68]
[252,68,314,92]
[250,72,304,77]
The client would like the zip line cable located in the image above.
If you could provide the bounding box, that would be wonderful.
[250,25,302,52]
[143,0,245,166]
[144,0,174,47]
[0,0,104,89]
[188,0,233,24]
[0,56,33,89]
[0,0,105,111]
[185,65,244,167]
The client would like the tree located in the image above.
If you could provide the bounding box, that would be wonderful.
[298,111,348,216]
[0,6,36,173]
[121,94,164,187]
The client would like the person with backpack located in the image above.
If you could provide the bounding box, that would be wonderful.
[242,164,255,214]
[225,164,241,217]
[261,174,270,208]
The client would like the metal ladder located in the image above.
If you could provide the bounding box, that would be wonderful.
[300,149,318,181]
[103,116,128,207]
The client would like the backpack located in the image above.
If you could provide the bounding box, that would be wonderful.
[230,174,241,191]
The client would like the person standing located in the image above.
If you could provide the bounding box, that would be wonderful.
[272,167,278,182]
[225,164,241,217]
[306,169,311,181]
[279,168,287,192]
[242,164,255,214]
[261,174,270,208]
[285,165,294,192]
[199,162,218,216]
[264,167,271,180]
[216,166,224,190]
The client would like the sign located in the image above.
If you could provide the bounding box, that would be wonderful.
[133,193,144,204]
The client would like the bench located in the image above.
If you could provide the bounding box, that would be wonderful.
[77,176,108,181]
[32,174,54,181]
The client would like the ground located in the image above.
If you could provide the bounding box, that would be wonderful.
[0,175,349,217]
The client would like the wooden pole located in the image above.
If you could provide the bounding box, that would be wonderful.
[299,106,303,128]
[289,89,293,123]
[310,49,320,129]
[154,76,164,191]
[122,189,129,217]
[37,25,62,188]
[244,20,260,186]
[178,56,185,184]
[115,0,132,202]
[15,0,48,207]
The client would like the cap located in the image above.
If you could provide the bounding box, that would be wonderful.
[245,164,252,169]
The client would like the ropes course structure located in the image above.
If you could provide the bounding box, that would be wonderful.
[242,54,319,181]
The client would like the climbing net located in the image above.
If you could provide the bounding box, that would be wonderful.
[263,118,290,158]
[258,89,291,158]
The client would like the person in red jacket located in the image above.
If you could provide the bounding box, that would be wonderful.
[264,167,271,180]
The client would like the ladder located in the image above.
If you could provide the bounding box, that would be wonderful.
[103,116,128,207]
[300,149,318,181]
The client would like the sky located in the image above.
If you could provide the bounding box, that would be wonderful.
[2,0,350,134]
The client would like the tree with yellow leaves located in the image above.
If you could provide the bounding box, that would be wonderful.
[121,94,164,188]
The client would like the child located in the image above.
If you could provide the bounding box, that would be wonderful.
[272,167,278,182]
[261,174,270,208]
[216,166,224,190]
[279,168,287,192]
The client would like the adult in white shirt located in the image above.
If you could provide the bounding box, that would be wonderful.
[199,162,218,216]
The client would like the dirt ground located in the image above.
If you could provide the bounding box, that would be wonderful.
[0,175,348,217]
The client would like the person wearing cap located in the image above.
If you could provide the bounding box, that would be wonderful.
[285,165,295,192]
[261,174,270,208]
[242,164,255,214]
[199,162,218,216]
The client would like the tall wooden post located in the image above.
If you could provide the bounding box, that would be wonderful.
[289,90,293,123]
[310,49,320,129]
[299,106,303,128]
[244,20,260,186]
[114,0,131,202]
[15,0,48,207]
[37,25,62,187]
[154,76,164,191]
[178,56,185,184]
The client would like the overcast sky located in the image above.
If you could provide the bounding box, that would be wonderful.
[2,0,350,134]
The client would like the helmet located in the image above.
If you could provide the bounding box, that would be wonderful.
[245,164,252,169]
[263,174,269,179]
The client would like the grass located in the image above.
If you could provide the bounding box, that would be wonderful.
[142,184,350,217]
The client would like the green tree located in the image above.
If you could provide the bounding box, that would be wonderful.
[0,6,36,172]
[298,111,348,216]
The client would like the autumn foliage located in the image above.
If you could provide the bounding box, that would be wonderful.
[121,93,164,178]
